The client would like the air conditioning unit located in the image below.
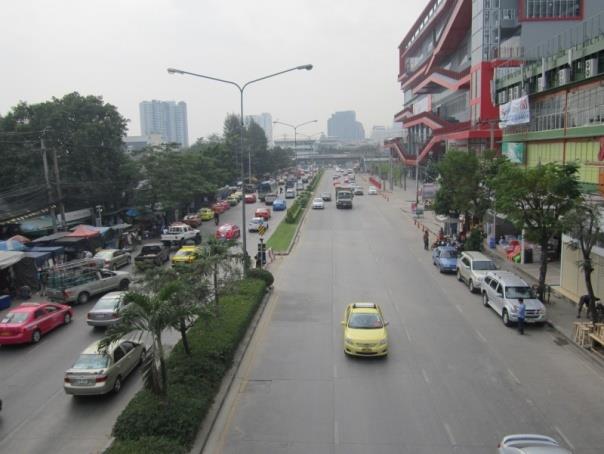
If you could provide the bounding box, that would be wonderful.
[585,58,598,78]
[537,76,545,92]
[558,68,569,85]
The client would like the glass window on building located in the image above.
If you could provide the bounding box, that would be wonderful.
[524,0,581,19]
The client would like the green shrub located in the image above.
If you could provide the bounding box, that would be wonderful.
[285,201,302,224]
[106,436,187,454]
[110,278,267,451]
[247,269,274,287]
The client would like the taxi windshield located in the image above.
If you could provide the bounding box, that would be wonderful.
[348,312,383,329]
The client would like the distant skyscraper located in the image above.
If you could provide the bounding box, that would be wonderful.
[139,100,189,148]
[327,111,365,142]
[246,113,273,145]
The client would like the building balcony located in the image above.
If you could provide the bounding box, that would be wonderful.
[412,66,470,95]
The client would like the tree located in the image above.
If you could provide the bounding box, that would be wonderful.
[492,161,581,301]
[562,201,604,324]
[99,284,193,398]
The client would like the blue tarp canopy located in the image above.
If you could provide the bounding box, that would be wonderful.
[0,240,27,251]
[23,251,52,267]
[125,208,141,217]
[26,246,65,256]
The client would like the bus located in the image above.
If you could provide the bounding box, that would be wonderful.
[257,180,278,203]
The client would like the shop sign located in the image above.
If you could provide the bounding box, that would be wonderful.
[499,95,530,127]
[502,142,526,164]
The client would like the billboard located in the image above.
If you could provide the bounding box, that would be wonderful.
[502,142,526,164]
[499,95,530,127]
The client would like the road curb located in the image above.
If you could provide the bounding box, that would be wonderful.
[189,287,274,454]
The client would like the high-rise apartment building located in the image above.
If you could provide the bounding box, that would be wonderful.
[246,113,273,145]
[327,111,365,142]
[139,100,189,148]
[385,0,600,166]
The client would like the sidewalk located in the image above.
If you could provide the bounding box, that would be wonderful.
[361,173,604,367]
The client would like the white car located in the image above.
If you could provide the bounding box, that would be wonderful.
[498,434,572,453]
[312,198,325,209]
[368,186,378,195]
[285,189,296,199]
[248,217,269,232]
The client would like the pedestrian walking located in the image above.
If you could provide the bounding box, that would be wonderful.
[423,230,429,250]
[577,293,600,318]
[214,210,220,226]
[517,298,526,335]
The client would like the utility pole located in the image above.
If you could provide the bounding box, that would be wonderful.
[41,134,57,233]
[389,150,394,191]
[51,146,67,229]
[415,158,420,204]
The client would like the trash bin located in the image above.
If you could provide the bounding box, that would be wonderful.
[524,248,533,264]
[0,294,11,310]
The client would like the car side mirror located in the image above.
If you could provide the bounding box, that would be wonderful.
[384,321,390,326]
[340,321,346,326]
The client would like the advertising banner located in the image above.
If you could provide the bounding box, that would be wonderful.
[502,142,526,164]
[499,95,530,127]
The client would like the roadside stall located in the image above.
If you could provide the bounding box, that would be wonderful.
[0,251,25,305]
[12,250,53,291]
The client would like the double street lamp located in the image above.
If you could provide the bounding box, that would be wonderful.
[167,64,313,274]
[273,120,318,151]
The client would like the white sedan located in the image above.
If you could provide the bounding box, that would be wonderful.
[248,217,269,232]
[368,186,378,195]
[312,198,325,209]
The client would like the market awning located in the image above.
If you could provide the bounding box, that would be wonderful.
[66,225,101,238]
[32,231,70,244]
[0,240,27,251]
[0,251,24,269]
[23,251,52,267]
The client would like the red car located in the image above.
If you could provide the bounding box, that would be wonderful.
[182,214,202,227]
[215,223,241,240]
[255,208,271,220]
[212,202,227,214]
[217,201,230,211]
[0,302,73,345]
[244,194,257,204]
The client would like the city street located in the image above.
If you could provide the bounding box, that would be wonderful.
[204,171,604,454]
[0,196,285,454]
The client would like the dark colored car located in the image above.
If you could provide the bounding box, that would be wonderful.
[135,243,170,268]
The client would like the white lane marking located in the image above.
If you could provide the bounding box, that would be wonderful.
[525,398,534,407]
[554,426,575,451]
[455,304,463,314]
[421,369,430,384]
[403,325,412,343]
[443,422,456,446]
[334,420,340,445]
[475,329,487,343]
[333,364,338,378]
[508,368,521,384]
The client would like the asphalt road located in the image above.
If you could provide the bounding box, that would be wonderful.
[0,194,286,454]
[204,171,604,454]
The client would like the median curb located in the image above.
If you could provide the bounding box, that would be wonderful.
[189,287,273,454]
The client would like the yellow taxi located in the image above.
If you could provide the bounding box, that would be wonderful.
[227,195,239,206]
[171,245,200,265]
[233,191,243,201]
[341,302,389,357]
[199,208,215,221]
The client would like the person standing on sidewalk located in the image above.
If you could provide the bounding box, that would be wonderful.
[423,230,429,251]
[577,294,600,319]
[517,298,526,335]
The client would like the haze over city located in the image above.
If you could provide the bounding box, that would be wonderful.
[1,0,426,141]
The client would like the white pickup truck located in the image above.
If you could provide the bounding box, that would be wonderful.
[160,223,201,246]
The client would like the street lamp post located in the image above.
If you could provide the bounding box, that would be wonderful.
[167,64,313,274]
[273,120,318,154]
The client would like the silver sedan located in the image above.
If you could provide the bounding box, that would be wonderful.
[86,291,126,327]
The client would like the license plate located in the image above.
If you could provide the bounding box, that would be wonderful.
[72,379,91,386]
[362,348,372,352]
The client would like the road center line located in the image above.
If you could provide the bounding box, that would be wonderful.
[554,426,575,451]
[334,420,340,445]
[475,329,487,343]
[443,422,456,446]
[508,368,521,384]
[403,325,412,343]
[421,369,430,384]
[455,304,463,314]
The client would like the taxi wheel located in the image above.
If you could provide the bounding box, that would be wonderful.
[63,313,72,325]
[31,329,42,344]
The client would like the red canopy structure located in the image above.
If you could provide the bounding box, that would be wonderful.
[66,225,100,238]
[9,235,31,243]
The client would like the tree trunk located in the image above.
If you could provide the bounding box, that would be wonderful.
[583,257,598,325]
[538,235,549,302]
[156,331,168,398]
[213,263,219,308]
[179,317,191,356]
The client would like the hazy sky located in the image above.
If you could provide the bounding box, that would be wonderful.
[1,0,426,142]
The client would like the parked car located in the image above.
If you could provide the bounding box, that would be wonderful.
[481,271,547,327]
[47,267,131,305]
[135,243,170,269]
[255,207,271,220]
[93,249,131,270]
[182,213,202,227]
[227,195,239,206]
[285,189,296,199]
[199,207,215,221]
[432,246,458,273]
[211,202,227,214]
[457,251,497,293]
[248,217,269,232]
[86,291,126,327]
[64,339,145,396]
[171,245,201,265]
[244,194,257,204]
[272,198,287,211]
[217,200,231,212]
[341,302,389,357]
[321,192,332,201]
[0,302,73,345]
[498,434,572,453]
[215,223,241,240]
[160,223,201,246]
[312,198,325,209]
[368,186,378,195]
